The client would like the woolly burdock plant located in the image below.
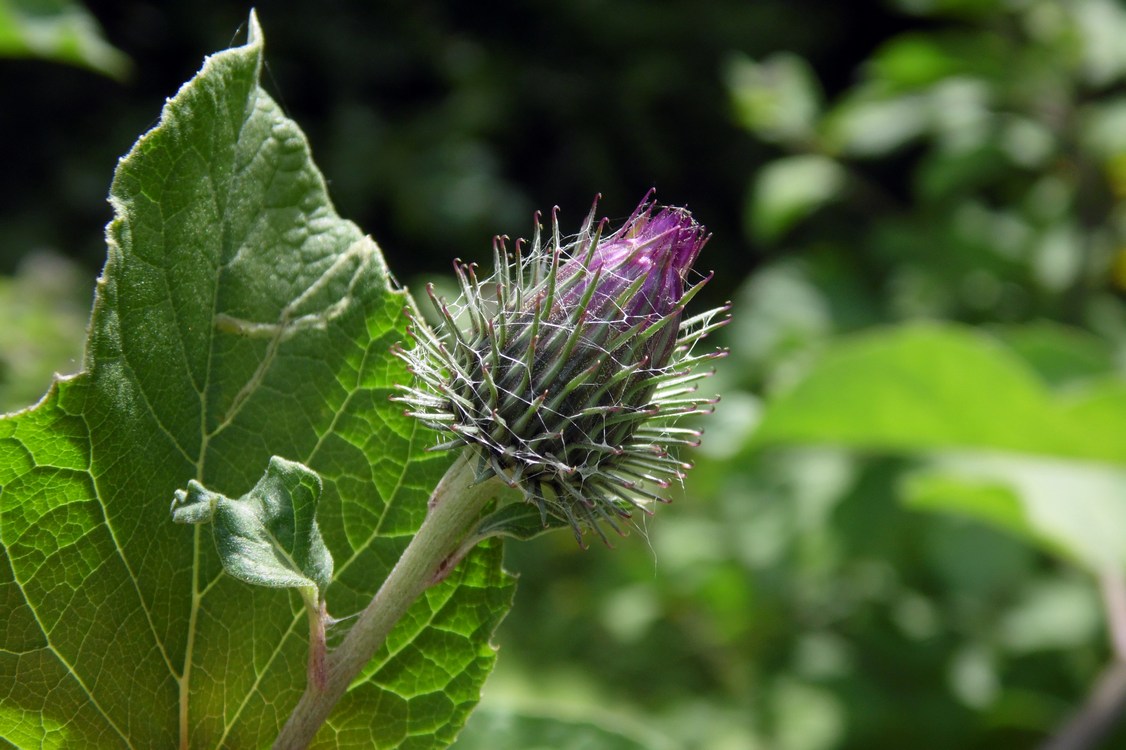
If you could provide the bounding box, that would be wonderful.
[394,194,730,544]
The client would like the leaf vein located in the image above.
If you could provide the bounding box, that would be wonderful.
[6,549,134,748]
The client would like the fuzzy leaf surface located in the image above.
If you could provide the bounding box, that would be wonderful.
[0,13,513,749]
[172,456,333,598]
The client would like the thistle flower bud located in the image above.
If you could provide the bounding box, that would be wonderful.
[393,194,729,544]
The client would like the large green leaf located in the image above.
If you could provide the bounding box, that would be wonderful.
[902,455,1126,571]
[753,323,1126,463]
[0,13,512,748]
[752,323,1126,571]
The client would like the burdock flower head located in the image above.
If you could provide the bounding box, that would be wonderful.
[393,193,729,544]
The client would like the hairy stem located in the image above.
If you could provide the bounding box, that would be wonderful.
[305,593,328,693]
[274,449,499,749]
[1040,570,1126,750]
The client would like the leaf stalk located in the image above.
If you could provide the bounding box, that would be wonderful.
[274,449,501,749]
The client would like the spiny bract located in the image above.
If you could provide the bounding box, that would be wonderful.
[393,194,729,545]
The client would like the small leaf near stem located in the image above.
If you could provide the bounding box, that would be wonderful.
[172,458,338,696]
[274,448,503,749]
[171,457,334,598]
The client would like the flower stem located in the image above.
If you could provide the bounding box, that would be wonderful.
[274,449,499,749]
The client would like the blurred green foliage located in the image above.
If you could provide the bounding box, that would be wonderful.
[454,704,674,750]
[0,252,88,414]
[0,0,129,78]
[6,1,1126,748]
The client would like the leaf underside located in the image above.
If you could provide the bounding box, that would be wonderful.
[0,13,512,749]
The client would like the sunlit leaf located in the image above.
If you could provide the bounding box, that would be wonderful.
[0,13,513,748]
[1070,0,1126,86]
[728,52,822,147]
[753,323,1126,463]
[904,456,1126,571]
[1079,97,1126,161]
[749,155,846,242]
[988,322,1114,388]
[867,31,1008,90]
[823,89,931,157]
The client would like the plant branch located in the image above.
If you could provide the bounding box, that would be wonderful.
[1039,570,1126,750]
[273,449,500,749]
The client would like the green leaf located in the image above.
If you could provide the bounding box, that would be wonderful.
[823,88,931,157]
[172,456,332,599]
[0,12,513,749]
[869,33,967,89]
[753,323,1126,570]
[753,322,1126,463]
[452,705,677,750]
[749,155,846,242]
[996,577,1101,654]
[866,31,1009,91]
[0,0,130,79]
[903,458,1126,571]
[988,321,1114,388]
[727,52,822,147]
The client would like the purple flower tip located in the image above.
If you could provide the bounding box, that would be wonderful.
[559,197,709,324]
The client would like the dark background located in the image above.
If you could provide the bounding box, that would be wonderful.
[0,1,912,304]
